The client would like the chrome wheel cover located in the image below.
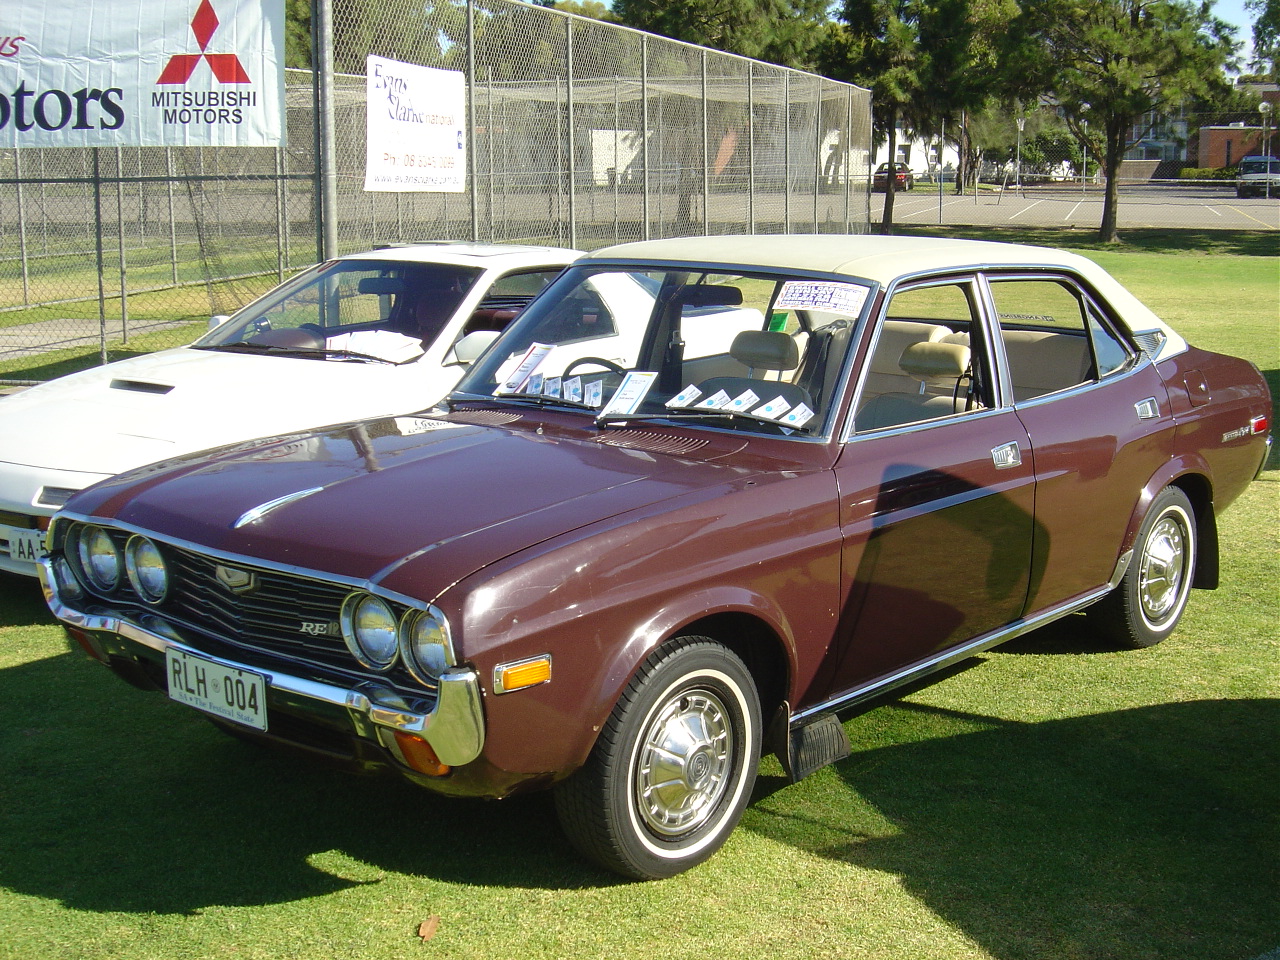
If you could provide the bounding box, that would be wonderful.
[1138,511,1188,626]
[634,689,733,838]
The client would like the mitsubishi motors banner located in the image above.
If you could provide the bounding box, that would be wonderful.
[1,0,284,148]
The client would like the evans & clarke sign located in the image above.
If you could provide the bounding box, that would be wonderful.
[0,0,284,147]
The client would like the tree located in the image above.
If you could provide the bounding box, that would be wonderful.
[1248,0,1280,78]
[552,0,616,19]
[611,0,830,69]
[1028,0,1237,242]
[822,3,926,232]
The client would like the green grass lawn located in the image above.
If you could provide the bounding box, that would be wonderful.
[0,230,1276,960]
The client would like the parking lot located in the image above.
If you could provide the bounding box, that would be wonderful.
[878,182,1280,230]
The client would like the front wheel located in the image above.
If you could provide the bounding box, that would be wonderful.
[554,637,761,880]
[1090,486,1197,648]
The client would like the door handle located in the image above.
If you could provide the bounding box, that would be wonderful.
[991,441,1022,469]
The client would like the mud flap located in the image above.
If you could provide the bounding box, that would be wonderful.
[780,714,851,783]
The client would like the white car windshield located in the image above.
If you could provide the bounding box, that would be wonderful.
[195,259,483,362]
[454,264,872,437]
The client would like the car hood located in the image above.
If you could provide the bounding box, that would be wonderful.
[0,347,449,478]
[68,412,776,597]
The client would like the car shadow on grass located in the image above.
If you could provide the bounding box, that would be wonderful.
[0,571,57,628]
[745,696,1280,960]
[0,652,618,915]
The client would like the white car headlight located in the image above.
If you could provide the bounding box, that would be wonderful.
[125,535,169,603]
[401,606,454,684]
[75,525,122,593]
[340,593,399,670]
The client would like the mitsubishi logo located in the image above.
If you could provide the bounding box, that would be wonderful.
[215,563,257,594]
[157,0,251,85]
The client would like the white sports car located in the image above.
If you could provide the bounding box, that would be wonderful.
[0,242,580,577]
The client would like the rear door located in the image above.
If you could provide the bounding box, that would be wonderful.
[981,272,1175,613]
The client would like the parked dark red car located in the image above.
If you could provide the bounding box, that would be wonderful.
[872,161,914,191]
[42,236,1271,879]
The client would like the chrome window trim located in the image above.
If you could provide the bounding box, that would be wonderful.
[840,271,989,443]
[975,269,1142,401]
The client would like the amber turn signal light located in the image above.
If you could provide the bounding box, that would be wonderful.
[393,731,450,777]
[493,655,552,694]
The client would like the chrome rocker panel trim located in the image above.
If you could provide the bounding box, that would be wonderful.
[792,551,1133,728]
[39,560,486,767]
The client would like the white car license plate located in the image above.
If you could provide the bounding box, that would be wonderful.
[166,647,268,731]
[10,527,47,564]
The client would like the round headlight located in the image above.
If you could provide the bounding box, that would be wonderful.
[125,536,169,603]
[340,593,399,670]
[402,607,454,683]
[76,525,122,593]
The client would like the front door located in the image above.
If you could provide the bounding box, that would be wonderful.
[826,276,1037,696]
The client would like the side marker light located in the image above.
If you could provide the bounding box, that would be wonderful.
[494,655,552,694]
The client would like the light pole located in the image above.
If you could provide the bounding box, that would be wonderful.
[1261,101,1274,199]
[1015,117,1025,193]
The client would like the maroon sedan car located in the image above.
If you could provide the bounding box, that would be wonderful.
[41,236,1271,879]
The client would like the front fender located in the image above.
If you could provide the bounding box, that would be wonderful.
[443,471,841,781]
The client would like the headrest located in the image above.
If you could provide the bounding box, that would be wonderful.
[868,321,947,374]
[899,341,971,380]
[730,330,799,371]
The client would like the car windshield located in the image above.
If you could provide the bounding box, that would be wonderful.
[1239,158,1280,175]
[194,259,482,362]
[452,264,872,438]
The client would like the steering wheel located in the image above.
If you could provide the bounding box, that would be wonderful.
[564,356,627,376]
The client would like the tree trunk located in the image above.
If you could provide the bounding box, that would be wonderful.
[1098,121,1125,244]
[879,106,898,236]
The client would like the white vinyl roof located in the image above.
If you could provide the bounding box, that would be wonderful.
[583,234,1186,356]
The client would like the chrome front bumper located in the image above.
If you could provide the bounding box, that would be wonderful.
[39,561,486,767]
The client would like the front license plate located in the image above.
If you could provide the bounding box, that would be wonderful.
[9,528,47,564]
[166,648,268,732]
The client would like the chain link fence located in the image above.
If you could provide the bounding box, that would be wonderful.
[0,0,872,384]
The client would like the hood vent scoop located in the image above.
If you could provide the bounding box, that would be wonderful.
[595,429,710,456]
[446,408,524,426]
[110,379,174,395]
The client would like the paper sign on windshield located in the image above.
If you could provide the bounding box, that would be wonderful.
[775,281,870,316]
[754,396,793,420]
[600,372,657,417]
[667,384,703,407]
[494,343,553,393]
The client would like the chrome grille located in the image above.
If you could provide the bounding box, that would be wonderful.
[62,523,429,691]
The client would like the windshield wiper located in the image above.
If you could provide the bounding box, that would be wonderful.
[495,391,601,411]
[193,342,396,364]
[596,409,813,433]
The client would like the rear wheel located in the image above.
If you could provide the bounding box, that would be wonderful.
[554,637,761,880]
[1090,486,1197,648]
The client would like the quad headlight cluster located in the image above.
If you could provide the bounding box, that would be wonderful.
[339,593,455,683]
[55,520,455,686]
[61,522,170,604]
